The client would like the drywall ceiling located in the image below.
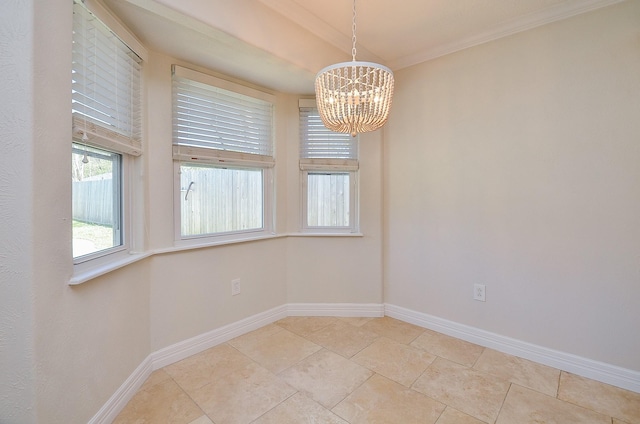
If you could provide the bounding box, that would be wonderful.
[103,0,623,93]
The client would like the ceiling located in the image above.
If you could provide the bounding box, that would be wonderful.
[103,0,622,93]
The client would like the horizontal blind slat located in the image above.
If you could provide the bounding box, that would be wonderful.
[174,101,272,127]
[300,107,357,160]
[72,0,142,149]
[172,73,273,158]
[174,114,269,139]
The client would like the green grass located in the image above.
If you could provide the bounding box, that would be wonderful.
[72,220,114,256]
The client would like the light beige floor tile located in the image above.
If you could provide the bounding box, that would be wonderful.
[412,357,510,423]
[361,316,425,344]
[253,392,348,424]
[139,369,173,392]
[278,349,373,409]
[352,337,436,386]
[333,373,446,424]
[113,378,204,424]
[276,316,337,337]
[558,371,640,424]
[474,348,560,396]
[337,316,375,327]
[411,330,484,367]
[116,320,636,424]
[190,362,295,424]
[435,407,487,424]
[228,323,284,348]
[305,319,379,358]
[188,415,214,424]
[164,343,254,393]
[229,327,322,373]
[496,384,611,424]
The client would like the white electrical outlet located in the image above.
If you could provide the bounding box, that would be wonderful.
[232,278,241,296]
[473,284,486,302]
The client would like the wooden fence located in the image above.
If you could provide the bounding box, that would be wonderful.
[72,179,114,226]
[73,168,350,233]
[180,167,263,236]
[307,173,350,227]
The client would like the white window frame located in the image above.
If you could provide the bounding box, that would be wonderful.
[301,169,358,233]
[71,0,146,274]
[173,162,274,244]
[72,146,132,266]
[299,99,359,234]
[172,66,275,246]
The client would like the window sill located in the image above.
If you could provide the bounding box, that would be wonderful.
[69,251,153,286]
[285,232,364,237]
[156,233,284,255]
[68,232,363,285]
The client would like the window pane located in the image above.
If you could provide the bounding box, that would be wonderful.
[180,164,263,236]
[72,143,122,258]
[307,173,350,227]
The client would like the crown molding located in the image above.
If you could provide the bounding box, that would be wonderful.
[389,0,625,70]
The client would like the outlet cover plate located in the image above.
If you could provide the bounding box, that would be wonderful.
[232,278,241,296]
[473,284,486,302]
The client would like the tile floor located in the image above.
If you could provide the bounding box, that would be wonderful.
[114,316,640,424]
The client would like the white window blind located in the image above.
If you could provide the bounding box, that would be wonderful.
[299,100,358,171]
[71,0,142,156]
[172,65,274,167]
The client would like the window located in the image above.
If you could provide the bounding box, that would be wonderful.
[172,65,275,243]
[71,0,142,263]
[72,143,122,258]
[305,172,351,227]
[299,100,359,232]
[179,165,264,236]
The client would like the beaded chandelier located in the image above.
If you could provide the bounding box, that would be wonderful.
[315,0,394,137]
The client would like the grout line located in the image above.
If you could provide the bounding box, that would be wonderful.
[250,390,298,423]
[404,326,427,345]
[117,316,636,423]
[165,371,209,424]
[342,334,381,359]
[556,370,563,399]
[470,346,487,369]
[493,382,513,424]
[433,404,446,424]
[330,371,377,414]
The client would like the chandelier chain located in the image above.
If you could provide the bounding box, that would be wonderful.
[351,0,357,61]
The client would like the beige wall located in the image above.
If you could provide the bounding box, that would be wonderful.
[143,50,384,349]
[143,51,289,350]
[384,1,640,371]
[150,241,288,350]
[0,11,384,421]
[4,1,638,422]
[1,1,36,422]
[25,2,153,423]
[285,130,384,304]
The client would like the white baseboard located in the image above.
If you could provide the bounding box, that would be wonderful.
[385,303,640,393]
[287,302,384,317]
[87,356,153,424]
[90,301,639,423]
[151,304,288,370]
[89,303,382,423]
[88,305,287,424]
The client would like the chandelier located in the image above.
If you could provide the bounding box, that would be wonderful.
[315,0,394,137]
